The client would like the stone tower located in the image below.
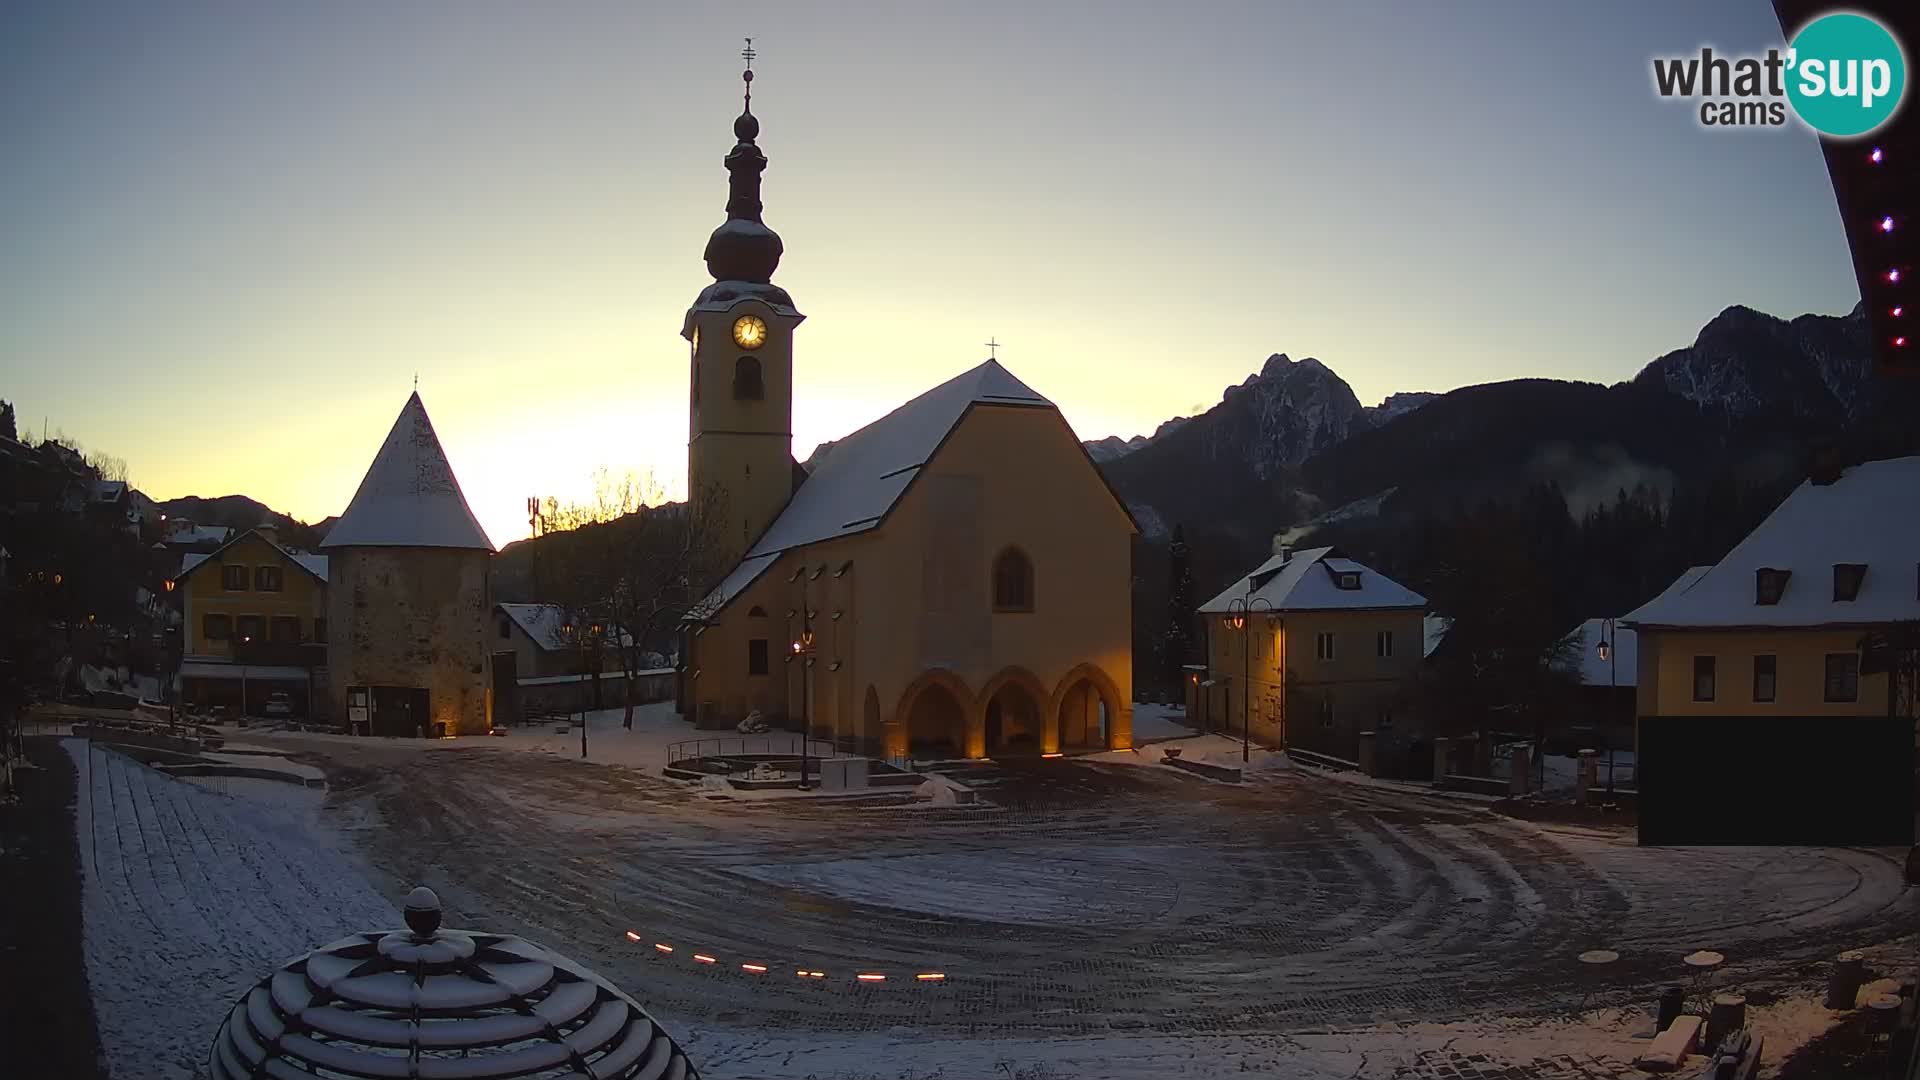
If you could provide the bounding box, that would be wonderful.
[683,47,804,587]
[320,392,495,736]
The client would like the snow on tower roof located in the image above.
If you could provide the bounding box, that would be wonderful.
[1198,547,1426,613]
[1623,455,1920,628]
[320,392,494,552]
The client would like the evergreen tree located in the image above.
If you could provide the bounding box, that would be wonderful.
[1163,524,1195,688]
[0,400,14,441]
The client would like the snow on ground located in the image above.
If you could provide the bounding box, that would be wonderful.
[1128,702,1196,743]
[65,739,396,1080]
[485,701,702,772]
[1090,731,1289,776]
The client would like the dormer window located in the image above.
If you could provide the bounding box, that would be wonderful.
[1833,563,1866,602]
[1755,568,1790,605]
[1337,572,1361,590]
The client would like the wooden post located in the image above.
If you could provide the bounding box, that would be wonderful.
[1356,731,1377,777]
[1825,951,1866,1009]
[1509,742,1532,795]
[1706,993,1747,1048]
[1432,736,1451,782]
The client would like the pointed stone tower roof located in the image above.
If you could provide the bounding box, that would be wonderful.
[320,392,494,552]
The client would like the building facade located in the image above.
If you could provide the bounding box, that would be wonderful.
[174,525,328,716]
[1624,456,1919,726]
[322,393,495,737]
[678,63,1137,759]
[1191,547,1426,758]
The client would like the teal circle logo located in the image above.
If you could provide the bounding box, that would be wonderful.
[1786,13,1906,137]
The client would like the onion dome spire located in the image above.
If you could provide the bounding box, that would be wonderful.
[704,38,784,284]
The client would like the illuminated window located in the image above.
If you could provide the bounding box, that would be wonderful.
[747,638,769,676]
[1750,654,1777,703]
[254,565,283,592]
[222,564,249,591]
[203,613,231,640]
[1754,568,1790,605]
[1832,563,1866,602]
[992,548,1034,612]
[733,356,764,400]
[1692,656,1716,702]
[1824,653,1859,703]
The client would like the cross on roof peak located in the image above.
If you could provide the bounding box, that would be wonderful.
[985,337,1000,360]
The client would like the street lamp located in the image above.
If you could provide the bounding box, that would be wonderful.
[1226,595,1276,764]
[1596,617,1617,796]
[239,635,251,721]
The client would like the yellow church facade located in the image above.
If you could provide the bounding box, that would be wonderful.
[676,59,1136,760]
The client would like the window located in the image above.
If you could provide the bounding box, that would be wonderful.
[1752,655,1776,703]
[255,565,283,592]
[1833,563,1866,602]
[1336,571,1361,590]
[1376,704,1394,730]
[992,548,1034,612]
[1824,653,1860,703]
[498,618,511,639]
[270,616,301,644]
[235,615,264,644]
[747,638,769,676]
[222,564,249,591]
[203,613,231,641]
[1755,568,1790,605]
[1692,655,1716,702]
[1375,630,1393,658]
[733,355,763,400]
[1316,632,1336,661]
[314,618,328,643]
[748,605,768,618]
[1318,698,1335,729]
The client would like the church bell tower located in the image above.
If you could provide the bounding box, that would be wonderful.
[684,39,803,585]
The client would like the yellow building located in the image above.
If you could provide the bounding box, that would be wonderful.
[678,65,1138,760]
[174,525,329,717]
[1192,546,1426,757]
[1623,455,1918,722]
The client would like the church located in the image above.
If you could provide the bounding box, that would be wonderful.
[677,54,1137,760]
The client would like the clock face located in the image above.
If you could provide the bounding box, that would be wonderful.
[732,314,768,350]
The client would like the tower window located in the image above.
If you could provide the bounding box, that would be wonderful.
[992,548,1034,612]
[733,356,763,400]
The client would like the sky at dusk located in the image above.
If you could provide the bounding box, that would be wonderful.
[0,1,1864,548]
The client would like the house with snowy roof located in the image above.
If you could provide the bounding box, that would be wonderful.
[172,523,329,717]
[1622,455,1919,720]
[1190,545,1427,758]
[322,392,496,737]
[676,67,1138,759]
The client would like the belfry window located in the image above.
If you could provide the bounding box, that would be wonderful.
[993,548,1034,612]
[733,356,763,400]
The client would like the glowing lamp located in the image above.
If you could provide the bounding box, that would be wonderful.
[164,579,176,593]
[624,930,641,942]
[1870,147,1884,163]
[1895,307,1906,318]
[1596,640,1611,662]
[741,963,768,974]
[1882,216,1896,233]
[654,943,673,953]
[1889,269,1902,283]
[1896,336,1909,347]
[856,973,886,983]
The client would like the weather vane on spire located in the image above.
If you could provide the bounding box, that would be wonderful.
[741,37,756,111]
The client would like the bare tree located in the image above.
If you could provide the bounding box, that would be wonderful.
[538,470,729,728]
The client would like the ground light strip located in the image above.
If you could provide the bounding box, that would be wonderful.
[624,931,944,987]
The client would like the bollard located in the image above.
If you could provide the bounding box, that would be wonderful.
[1357,732,1377,777]
[1577,748,1598,805]
[1825,951,1866,1009]
[1657,984,1686,1032]
[1868,993,1902,1033]
[1705,994,1747,1048]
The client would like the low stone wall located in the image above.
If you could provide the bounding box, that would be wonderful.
[515,670,674,719]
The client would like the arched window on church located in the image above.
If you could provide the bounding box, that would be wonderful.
[992,547,1034,613]
[733,356,763,400]
[747,605,767,618]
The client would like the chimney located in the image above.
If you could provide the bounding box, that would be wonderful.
[254,521,280,546]
[1807,441,1844,486]
[1271,534,1292,561]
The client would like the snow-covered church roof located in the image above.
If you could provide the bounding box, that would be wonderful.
[1623,455,1920,629]
[321,392,494,552]
[1198,547,1426,614]
[700,358,1065,611]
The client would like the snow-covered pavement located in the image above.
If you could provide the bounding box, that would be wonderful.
[65,739,395,1080]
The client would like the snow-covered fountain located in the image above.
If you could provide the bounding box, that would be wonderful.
[207,887,699,1079]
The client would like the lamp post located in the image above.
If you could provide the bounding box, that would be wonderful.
[239,635,251,720]
[1226,595,1275,764]
[1596,617,1617,796]
[794,617,816,790]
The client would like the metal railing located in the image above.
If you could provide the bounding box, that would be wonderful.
[666,733,847,766]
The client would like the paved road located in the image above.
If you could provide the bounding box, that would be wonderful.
[287,741,1920,1044]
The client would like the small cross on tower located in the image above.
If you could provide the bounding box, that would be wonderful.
[985,337,1001,360]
